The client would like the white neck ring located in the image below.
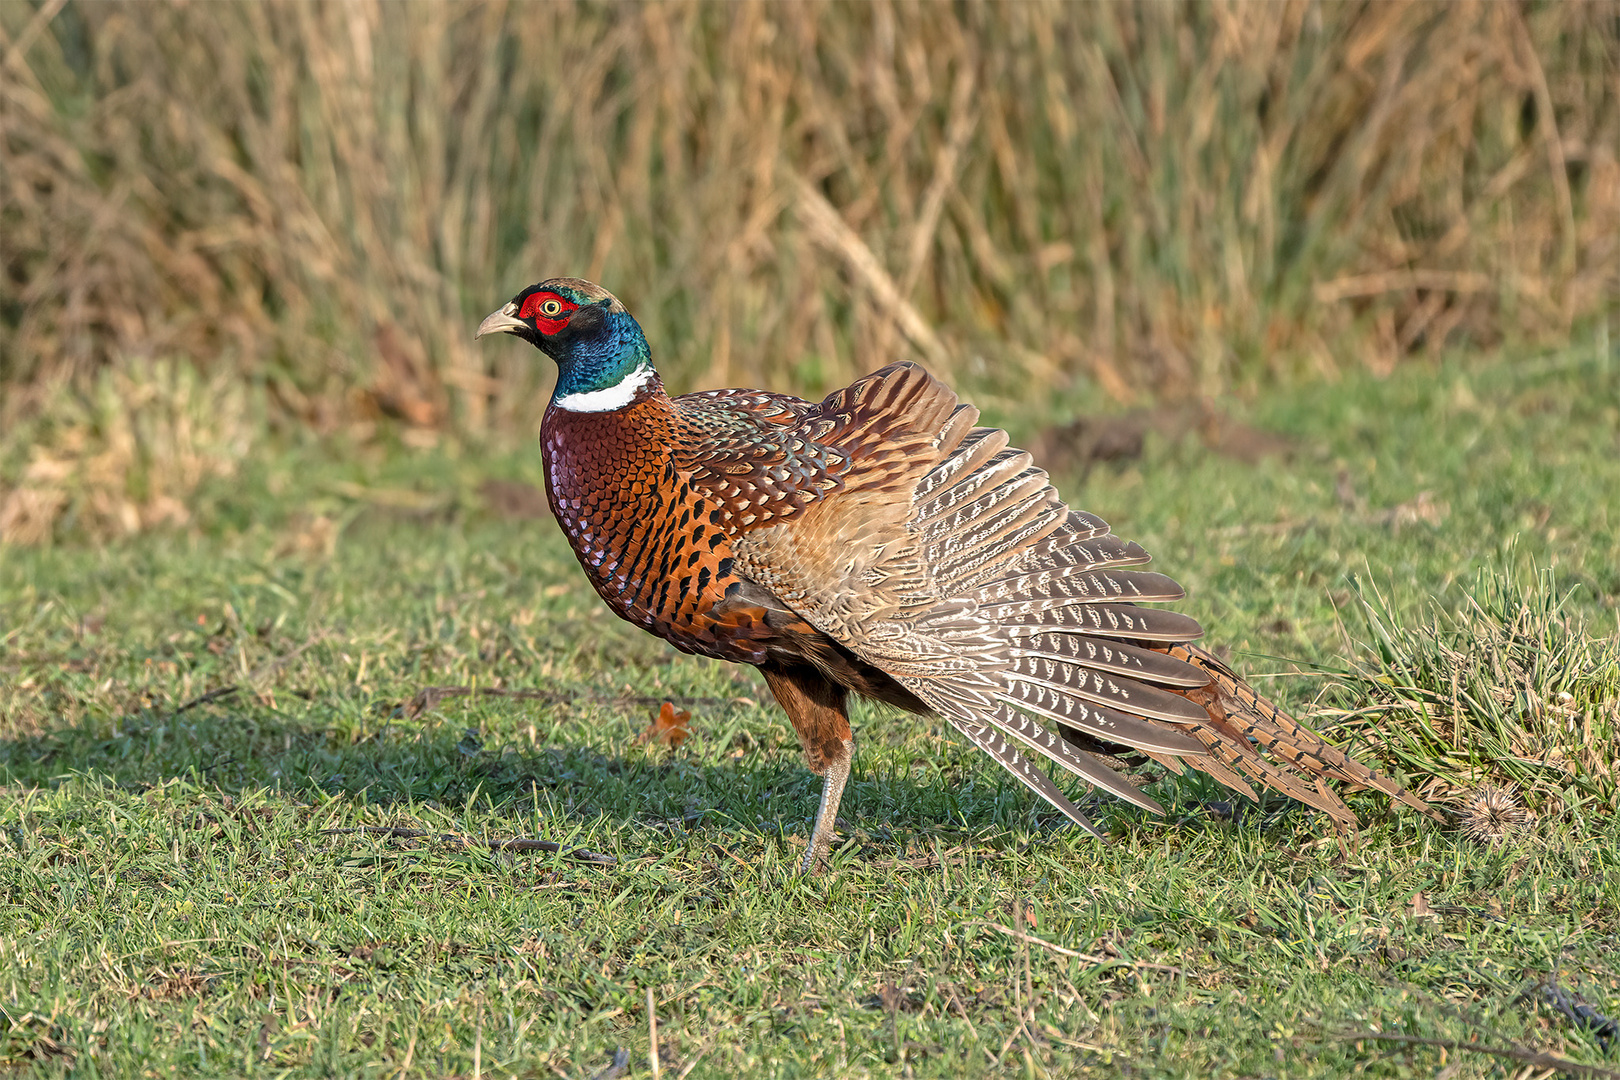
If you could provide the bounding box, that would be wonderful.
[552,365,655,413]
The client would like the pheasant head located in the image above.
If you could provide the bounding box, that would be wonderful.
[477,278,658,411]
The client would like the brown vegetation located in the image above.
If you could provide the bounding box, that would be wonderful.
[2,1,1618,541]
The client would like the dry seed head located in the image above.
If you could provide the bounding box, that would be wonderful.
[1460,785,1530,845]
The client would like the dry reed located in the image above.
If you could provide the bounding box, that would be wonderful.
[2,1,1618,540]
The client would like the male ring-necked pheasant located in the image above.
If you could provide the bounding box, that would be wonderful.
[478,278,1428,871]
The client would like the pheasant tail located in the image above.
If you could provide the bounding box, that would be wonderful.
[1154,643,1439,823]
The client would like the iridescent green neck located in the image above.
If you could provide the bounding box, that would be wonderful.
[552,308,654,411]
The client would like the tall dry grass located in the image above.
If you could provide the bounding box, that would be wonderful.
[2,0,1618,540]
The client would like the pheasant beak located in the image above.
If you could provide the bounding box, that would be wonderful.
[476,304,527,339]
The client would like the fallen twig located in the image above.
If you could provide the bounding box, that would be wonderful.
[1331,1030,1620,1079]
[320,826,617,865]
[964,920,1182,975]
[0,652,102,672]
[864,839,1040,871]
[865,845,978,871]
[403,685,748,720]
[170,685,240,717]
[246,632,330,684]
[164,635,329,719]
[1529,977,1619,1051]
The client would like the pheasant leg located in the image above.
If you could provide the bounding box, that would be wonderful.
[761,666,855,873]
[804,737,853,871]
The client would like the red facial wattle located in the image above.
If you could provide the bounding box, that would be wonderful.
[518,291,579,336]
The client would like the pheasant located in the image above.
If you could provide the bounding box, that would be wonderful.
[477,278,1428,871]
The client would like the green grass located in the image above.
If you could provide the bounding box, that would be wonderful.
[3,347,1618,1077]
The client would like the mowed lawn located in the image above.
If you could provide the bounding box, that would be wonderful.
[3,349,1618,1078]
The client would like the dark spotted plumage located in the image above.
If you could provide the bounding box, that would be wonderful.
[479,277,1433,872]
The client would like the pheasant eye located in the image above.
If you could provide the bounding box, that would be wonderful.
[518,292,574,322]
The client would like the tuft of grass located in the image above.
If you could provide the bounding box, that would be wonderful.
[1325,562,1620,828]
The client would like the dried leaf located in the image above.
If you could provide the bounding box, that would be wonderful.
[636,702,692,748]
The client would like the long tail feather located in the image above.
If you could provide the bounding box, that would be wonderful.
[1161,643,1439,820]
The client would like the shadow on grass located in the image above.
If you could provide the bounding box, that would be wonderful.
[3,692,1172,856]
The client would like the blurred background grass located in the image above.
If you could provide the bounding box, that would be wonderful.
[2,0,1618,544]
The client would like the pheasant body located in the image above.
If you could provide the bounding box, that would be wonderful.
[480,277,1429,870]
[539,390,768,664]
